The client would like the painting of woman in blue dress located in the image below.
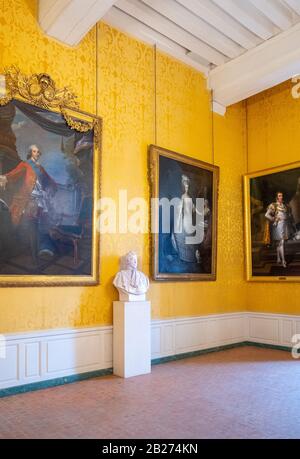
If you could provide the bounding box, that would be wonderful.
[149,145,219,281]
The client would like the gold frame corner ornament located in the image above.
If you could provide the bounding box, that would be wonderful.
[0,66,102,287]
[243,160,300,283]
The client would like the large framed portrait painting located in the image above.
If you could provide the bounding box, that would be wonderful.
[244,161,300,281]
[0,67,101,286]
[149,145,219,281]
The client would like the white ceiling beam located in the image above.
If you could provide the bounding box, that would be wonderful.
[249,0,294,30]
[212,0,279,40]
[141,0,243,59]
[212,101,226,116]
[115,0,228,65]
[39,0,70,31]
[39,0,118,46]
[176,0,261,50]
[103,7,210,75]
[208,22,300,107]
[185,51,211,69]
[283,0,300,16]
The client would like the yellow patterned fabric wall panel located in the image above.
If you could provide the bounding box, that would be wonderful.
[213,103,248,311]
[156,51,212,161]
[247,81,300,314]
[0,0,96,114]
[247,81,300,172]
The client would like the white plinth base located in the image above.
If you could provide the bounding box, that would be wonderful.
[113,300,151,378]
[118,292,146,302]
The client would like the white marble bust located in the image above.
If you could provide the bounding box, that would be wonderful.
[113,251,149,301]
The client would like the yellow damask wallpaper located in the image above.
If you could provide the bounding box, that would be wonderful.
[247,81,300,314]
[0,0,247,333]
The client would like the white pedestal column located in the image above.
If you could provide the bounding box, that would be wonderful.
[113,301,151,378]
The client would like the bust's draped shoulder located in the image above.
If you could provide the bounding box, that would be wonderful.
[113,269,149,295]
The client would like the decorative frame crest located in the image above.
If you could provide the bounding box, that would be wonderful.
[0,66,100,135]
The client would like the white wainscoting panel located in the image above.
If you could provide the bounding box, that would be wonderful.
[1,312,299,391]
[248,313,300,347]
[0,326,113,390]
[151,313,247,359]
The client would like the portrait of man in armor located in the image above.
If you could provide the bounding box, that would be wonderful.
[265,191,295,268]
[246,166,300,278]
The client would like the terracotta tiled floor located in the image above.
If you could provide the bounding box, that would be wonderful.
[0,346,300,439]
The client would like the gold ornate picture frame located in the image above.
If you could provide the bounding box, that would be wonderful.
[244,161,300,282]
[149,145,219,281]
[0,67,101,286]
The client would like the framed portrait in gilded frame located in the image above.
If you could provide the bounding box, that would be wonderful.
[244,161,300,282]
[149,145,219,281]
[0,67,101,286]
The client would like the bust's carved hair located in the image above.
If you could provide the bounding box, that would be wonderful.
[125,251,137,268]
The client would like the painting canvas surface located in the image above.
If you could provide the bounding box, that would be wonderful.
[158,155,214,275]
[149,145,218,282]
[249,167,300,277]
[0,99,94,277]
